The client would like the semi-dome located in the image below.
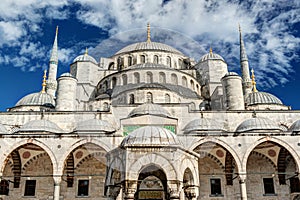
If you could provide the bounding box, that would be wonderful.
[120,126,179,147]
[199,49,225,62]
[15,92,55,107]
[235,117,283,133]
[183,118,224,133]
[128,103,171,118]
[19,119,63,133]
[73,49,97,64]
[245,91,283,105]
[289,120,300,132]
[75,119,115,133]
[115,41,183,55]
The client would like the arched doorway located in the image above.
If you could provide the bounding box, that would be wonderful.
[136,165,168,200]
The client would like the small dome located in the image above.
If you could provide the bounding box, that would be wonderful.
[75,119,115,133]
[0,124,7,134]
[19,119,63,133]
[289,120,300,132]
[60,72,74,78]
[73,51,97,64]
[200,49,225,62]
[183,118,224,133]
[236,117,283,133]
[120,126,179,147]
[128,103,171,118]
[224,72,239,77]
[245,92,283,105]
[15,92,55,107]
[115,41,183,55]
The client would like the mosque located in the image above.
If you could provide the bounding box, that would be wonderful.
[0,24,299,200]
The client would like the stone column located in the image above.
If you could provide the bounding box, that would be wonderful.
[53,176,62,200]
[239,175,247,200]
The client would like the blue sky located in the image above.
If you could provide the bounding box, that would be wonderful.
[0,0,299,111]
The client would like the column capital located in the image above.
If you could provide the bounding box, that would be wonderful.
[53,176,62,185]
[238,173,247,183]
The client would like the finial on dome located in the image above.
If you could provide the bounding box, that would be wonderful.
[85,47,88,55]
[251,68,258,92]
[147,23,151,43]
[209,47,213,54]
[41,70,47,93]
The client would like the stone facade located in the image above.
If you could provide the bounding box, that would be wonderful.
[0,25,299,200]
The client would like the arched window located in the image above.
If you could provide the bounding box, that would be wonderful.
[165,94,170,103]
[190,80,195,90]
[103,102,109,111]
[140,55,146,63]
[178,59,183,69]
[166,56,171,67]
[182,76,187,87]
[122,74,127,85]
[104,80,108,90]
[146,92,153,103]
[112,77,117,88]
[129,94,135,104]
[153,55,159,64]
[134,72,140,84]
[171,73,178,85]
[159,72,166,83]
[146,72,153,83]
[128,56,132,66]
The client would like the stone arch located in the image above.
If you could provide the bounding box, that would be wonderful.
[0,139,58,175]
[190,138,242,173]
[75,151,106,169]
[57,139,110,175]
[180,158,199,186]
[242,137,300,173]
[128,153,177,181]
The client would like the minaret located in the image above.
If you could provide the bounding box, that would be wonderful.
[46,26,59,97]
[239,25,252,96]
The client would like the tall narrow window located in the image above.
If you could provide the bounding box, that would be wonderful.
[128,56,132,66]
[112,77,117,88]
[165,94,170,103]
[103,102,109,111]
[146,72,153,83]
[0,180,9,195]
[171,73,178,85]
[24,180,36,196]
[78,180,89,197]
[159,72,166,83]
[166,56,171,67]
[134,72,140,84]
[182,76,187,87]
[190,80,195,90]
[210,178,222,196]
[146,92,153,103]
[178,59,183,68]
[263,178,275,195]
[129,94,135,104]
[153,55,159,64]
[122,74,128,85]
[140,55,146,63]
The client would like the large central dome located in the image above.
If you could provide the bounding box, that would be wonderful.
[114,41,184,56]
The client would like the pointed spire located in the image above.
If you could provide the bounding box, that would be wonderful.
[41,70,47,93]
[209,47,213,54]
[239,24,248,62]
[251,68,258,92]
[85,47,88,55]
[147,23,151,43]
[50,26,58,65]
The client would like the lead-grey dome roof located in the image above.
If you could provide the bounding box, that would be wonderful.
[236,117,283,133]
[120,126,180,147]
[75,119,115,133]
[73,52,97,63]
[200,50,225,62]
[289,120,300,132]
[183,118,224,133]
[245,92,283,105]
[115,41,183,55]
[128,103,171,118]
[19,119,63,133]
[15,92,55,107]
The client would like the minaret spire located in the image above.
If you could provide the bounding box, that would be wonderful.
[46,26,59,97]
[147,23,151,43]
[239,24,252,96]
